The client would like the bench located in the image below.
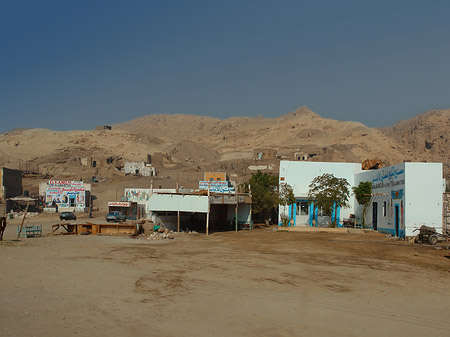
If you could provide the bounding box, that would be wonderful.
[238,221,253,230]
[17,225,42,238]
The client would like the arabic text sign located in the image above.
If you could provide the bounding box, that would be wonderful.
[48,180,84,187]
[372,166,405,190]
[199,181,235,193]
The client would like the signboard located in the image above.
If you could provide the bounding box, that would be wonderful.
[48,180,84,187]
[199,181,235,194]
[108,201,131,207]
[45,180,85,208]
[209,195,237,204]
[372,167,405,190]
[391,189,404,200]
[125,188,152,202]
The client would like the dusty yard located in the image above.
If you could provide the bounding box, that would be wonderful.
[1,219,450,337]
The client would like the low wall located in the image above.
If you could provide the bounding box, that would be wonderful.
[277,226,372,234]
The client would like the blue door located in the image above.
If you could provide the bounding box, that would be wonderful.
[395,205,399,237]
[372,202,378,230]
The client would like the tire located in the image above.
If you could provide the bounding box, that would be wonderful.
[429,235,438,245]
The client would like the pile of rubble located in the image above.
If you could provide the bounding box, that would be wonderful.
[133,222,200,241]
[7,212,39,219]
[147,231,174,240]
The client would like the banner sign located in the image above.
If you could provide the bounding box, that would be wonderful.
[199,181,235,194]
[108,201,131,207]
[46,180,85,208]
[48,180,84,187]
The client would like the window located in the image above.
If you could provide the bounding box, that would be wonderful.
[383,202,387,217]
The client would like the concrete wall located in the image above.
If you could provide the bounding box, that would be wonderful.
[404,163,443,236]
[1,168,23,199]
[443,193,450,233]
[204,172,227,181]
[124,162,155,176]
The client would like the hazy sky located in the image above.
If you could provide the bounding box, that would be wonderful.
[1,0,450,132]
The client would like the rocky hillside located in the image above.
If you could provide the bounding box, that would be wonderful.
[380,109,450,177]
[0,106,449,192]
[115,106,410,165]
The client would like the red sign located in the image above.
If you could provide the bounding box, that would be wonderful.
[48,180,84,187]
[108,201,130,207]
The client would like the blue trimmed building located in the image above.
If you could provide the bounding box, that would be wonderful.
[278,161,444,238]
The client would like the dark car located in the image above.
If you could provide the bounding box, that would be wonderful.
[60,212,76,221]
[106,211,126,222]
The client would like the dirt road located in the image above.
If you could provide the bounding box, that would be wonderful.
[1,223,450,337]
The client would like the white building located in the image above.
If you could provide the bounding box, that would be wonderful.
[279,161,362,227]
[125,188,252,232]
[279,161,445,238]
[355,162,444,237]
[41,180,91,212]
[124,162,156,177]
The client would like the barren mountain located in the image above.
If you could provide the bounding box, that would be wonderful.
[381,109,450,160]
[116,106,409,165]
[0,106,448,196]
[380,109,450,178]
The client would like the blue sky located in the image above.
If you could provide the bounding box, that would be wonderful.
[1,0,450,132]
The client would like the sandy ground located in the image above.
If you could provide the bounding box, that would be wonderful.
[1,217,450,337]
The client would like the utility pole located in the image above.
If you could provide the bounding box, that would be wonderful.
[206,182,210,236]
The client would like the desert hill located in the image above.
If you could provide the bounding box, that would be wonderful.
[380,109,450,179]
[381,109,450,161]
[0,106,448,202]
[115,106,409,165]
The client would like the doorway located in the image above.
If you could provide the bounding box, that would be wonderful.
[69,196,76,208]
[296,201,309,225]
[372,202,378,230]
[395,205,400,237]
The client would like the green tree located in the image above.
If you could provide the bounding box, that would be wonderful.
[278,183,296,226]
[239,171,278,223]
[307,173,350,227]
[352,181,372,228]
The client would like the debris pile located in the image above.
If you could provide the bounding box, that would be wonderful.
[144,223,174,240]
[147,231,174,240]
[7,212,39,219]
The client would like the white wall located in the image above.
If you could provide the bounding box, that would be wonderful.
[237,203,252,223]
[355,163,406,236]
[279,161,362,223]
[355,162,443,237]
[148,194,208,213]
[124,162,154,176]
[404,163,443,235]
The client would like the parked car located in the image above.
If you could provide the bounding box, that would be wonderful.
[60,212,76,221]
[106,211,127,222]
